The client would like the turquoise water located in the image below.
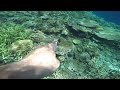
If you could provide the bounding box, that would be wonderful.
[93,11,120,25]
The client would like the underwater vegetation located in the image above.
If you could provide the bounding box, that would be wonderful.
[0,11,120,79]
[0,23,33,64]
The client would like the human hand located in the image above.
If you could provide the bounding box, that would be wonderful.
[0,42,60,79]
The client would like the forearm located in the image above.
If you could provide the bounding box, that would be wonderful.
[0,62,56,79]
[0,42,60,79]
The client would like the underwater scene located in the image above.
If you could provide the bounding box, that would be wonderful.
[0,11,120,79]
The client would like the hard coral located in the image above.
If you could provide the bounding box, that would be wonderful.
[30,30,47,43]
[56,38,73,56]
[9,39,33,54]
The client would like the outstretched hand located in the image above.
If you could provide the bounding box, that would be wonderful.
[0,43,60,79]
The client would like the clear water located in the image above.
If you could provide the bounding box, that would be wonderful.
[93,11,120,25]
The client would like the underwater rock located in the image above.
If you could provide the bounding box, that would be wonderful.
[10,39,33,54]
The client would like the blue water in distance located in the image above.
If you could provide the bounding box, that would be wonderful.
[93,11,120,25]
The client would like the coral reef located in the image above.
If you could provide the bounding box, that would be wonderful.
[0,11,120,79]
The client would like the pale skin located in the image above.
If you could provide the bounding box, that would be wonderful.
[0,43,60,79]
